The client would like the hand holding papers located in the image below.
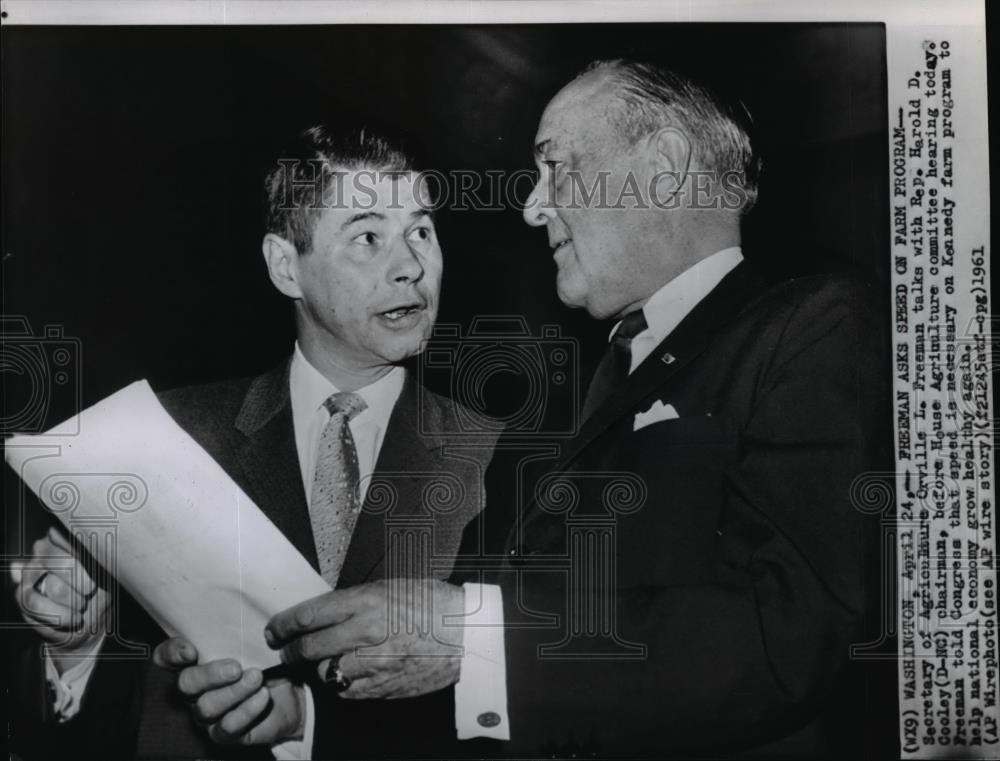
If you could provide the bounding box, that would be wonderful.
[10,525,109,664]
[4,380,330,669]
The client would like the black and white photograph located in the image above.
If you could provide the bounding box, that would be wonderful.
[1,2,993,759]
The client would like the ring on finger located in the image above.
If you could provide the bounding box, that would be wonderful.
[33,572,50,597]
[321,655,352,692]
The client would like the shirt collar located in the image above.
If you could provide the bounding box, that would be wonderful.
[289,342,405,431]
[609,246,744,345]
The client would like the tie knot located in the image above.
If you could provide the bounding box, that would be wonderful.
[614,310,648,342]
[324,392,367,421]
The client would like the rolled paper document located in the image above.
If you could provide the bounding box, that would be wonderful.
[5,379,331,668]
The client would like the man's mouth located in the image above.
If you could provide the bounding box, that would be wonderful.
[551,238,572,251]
[378,302,425,322]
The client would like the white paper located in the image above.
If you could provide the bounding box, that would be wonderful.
[4,380,331,668]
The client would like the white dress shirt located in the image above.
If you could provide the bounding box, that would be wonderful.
[275,344,404,759]
[615,246,744,372]
[289,341,405,507]
[47,343,405,760]
[455,246,745,741]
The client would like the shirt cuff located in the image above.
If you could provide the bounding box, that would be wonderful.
[43,634,106,722]
[271,683,314,760]
[455,583,509,740]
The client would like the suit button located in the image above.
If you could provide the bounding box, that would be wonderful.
[477,711,502,728]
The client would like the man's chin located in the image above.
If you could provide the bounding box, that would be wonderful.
[372,325,432,364]
[555,280,588,311]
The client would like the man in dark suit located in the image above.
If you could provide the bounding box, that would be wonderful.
[9,126,497,758]
[264,60,884,758]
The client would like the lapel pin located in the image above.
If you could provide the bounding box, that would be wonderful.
[661,353,676,365]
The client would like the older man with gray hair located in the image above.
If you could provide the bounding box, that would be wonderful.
[261,59,882,758]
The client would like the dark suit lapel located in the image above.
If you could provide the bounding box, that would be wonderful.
[336,373,444,588]
[233,360,319,570]
[553,261,768,474]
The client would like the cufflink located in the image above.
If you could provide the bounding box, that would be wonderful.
[661,352,676,365]
[477,711,502,728]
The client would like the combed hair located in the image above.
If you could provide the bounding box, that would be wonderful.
[263,125,415,254]
[582,59,762,214]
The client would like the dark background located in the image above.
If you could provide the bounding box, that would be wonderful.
[2,23,889,413]
[2,22,898,758]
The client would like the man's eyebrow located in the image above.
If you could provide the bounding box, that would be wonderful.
[340,211,384,229]
[409,209,434,221]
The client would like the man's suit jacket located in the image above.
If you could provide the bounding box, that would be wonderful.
[10,359,498,760]
[461,263,886,758]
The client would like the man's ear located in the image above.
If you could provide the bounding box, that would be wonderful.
[262,233,304,299]
[648,127,692,206]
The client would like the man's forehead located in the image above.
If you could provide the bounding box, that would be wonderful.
[534,113,576,158]
[335,167,422,190]
[535,71,617,156]
[331,169,432,211]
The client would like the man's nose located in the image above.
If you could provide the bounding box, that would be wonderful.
[522,174,555,228]
[389,239,425,283]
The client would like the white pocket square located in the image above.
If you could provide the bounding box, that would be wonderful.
[633,400,679,431]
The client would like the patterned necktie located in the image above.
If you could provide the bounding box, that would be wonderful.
[309,391,367,587]
[581,309,648,421]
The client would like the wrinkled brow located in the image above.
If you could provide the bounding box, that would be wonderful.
[340,211,385,229]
